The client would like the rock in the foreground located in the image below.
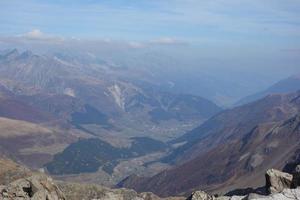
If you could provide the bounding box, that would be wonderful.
[0,174,65,200]
[187,167,300,200]
[187,188,300,200]
[1,156,300,200]
[186,190,214,200]
[265,169,293,194]
[0,176,184,200]
[0,155,184,200]
[247,188,300,200]
[58,182,184,200]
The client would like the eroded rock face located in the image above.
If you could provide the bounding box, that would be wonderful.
[265,169,293,194]
[0,174,65,200]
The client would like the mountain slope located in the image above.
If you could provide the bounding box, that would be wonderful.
[0,117,81,169]
[120,91,300,197]
[165,91,300,164]
[0,49,222,141]
[0,94,53,123]
[46,137,167,175]
[236,73,300,106]
[0,49,222,188]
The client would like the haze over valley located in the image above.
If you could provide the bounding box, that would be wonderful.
[1,1,300,200]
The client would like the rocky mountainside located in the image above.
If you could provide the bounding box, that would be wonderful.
[120,91,300,197]
[167,91,300,164]
[0,157,183,200]
[1,157,300,200]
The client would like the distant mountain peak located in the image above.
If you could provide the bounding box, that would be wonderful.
[18,50,34,59]
[3,49,20,60]
[236,73,300,106]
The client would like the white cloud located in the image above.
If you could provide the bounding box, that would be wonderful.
[20,29,64,42]
[23,29,45,39]
[128,41,145,48]
[150,37,187,45]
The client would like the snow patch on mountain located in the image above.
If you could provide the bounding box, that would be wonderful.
[108,84,125,110]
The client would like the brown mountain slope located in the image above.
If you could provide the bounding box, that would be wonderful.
[0,156,32,185]
[120,92,300,197]
[0,49,222,141]
[0,97,53,123]
[0,117,82,169]
[0,84,53,123]
[166,91,300,164]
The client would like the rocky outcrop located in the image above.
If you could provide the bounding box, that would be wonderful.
[57,182,184,200]
[186,191,214,200]
[2,156,300,200]
[0,156,31,185]
[265,169,293,194]
[0,174,185,200]
[0,174,65,200]
[3,173,299,200]
[187,167,300,200]
[0,157,184,200]
[0,175,185,200]
[187,188,300,200]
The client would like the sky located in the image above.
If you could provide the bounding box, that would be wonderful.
[0,0,300,77]
[0,0,300,103]
[0,0,300,45]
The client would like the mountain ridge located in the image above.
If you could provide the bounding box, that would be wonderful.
[119,91,300,197]
[236,73,300,106]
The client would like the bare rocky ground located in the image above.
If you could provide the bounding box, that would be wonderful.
[1,156,300,200]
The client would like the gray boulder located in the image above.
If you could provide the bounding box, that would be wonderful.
[265,169,293,194]
[187,190,214,200]
[0,174,65,200]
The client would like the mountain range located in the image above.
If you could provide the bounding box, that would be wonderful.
[0,48,300,199]
[119,91,300,197]
[0,49,222,186]
[0,49,222,139]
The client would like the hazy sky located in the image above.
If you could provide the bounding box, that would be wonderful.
[0,0,300,78]
[0,0,300,104]
[1,0,300,44]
